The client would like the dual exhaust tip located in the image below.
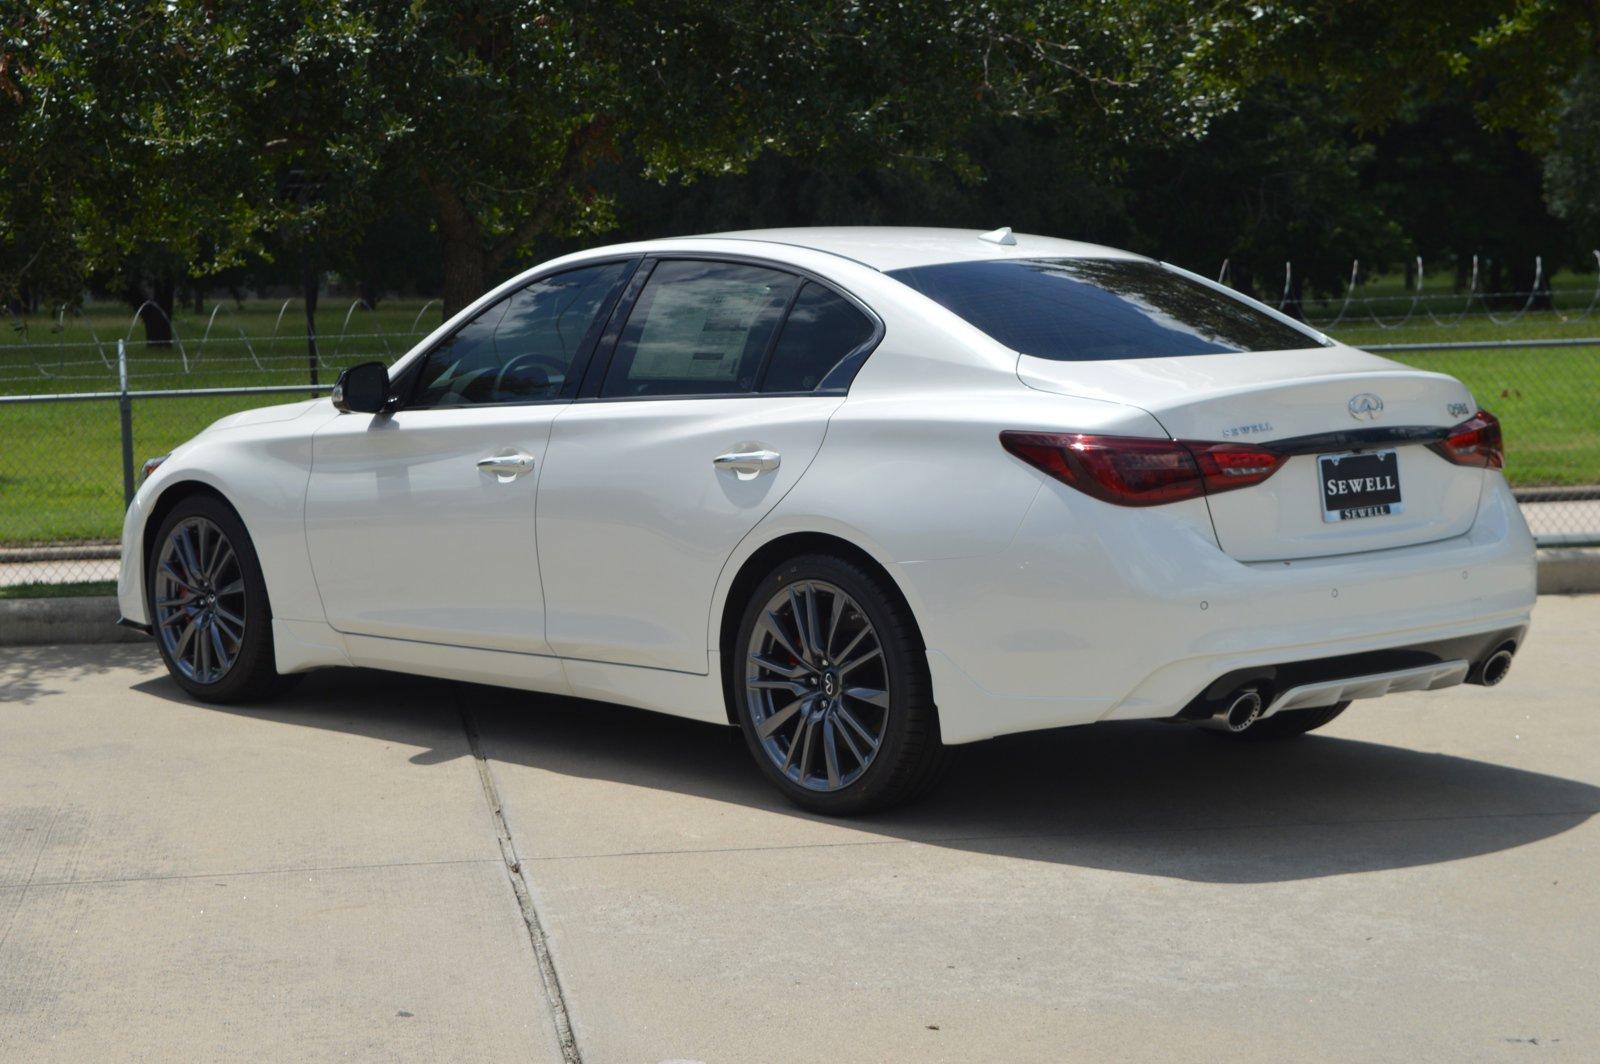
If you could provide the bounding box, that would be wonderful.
[1202,643,1515,733]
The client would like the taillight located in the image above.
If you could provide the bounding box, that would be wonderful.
[999,432,1287,507]
[1185,442,1288,493]
[1429,409,1503,469]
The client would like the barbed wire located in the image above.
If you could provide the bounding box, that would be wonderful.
[1266,251,1600,329]
[4,255,1600,387]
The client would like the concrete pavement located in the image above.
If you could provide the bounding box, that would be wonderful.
[3,596,1598,1061]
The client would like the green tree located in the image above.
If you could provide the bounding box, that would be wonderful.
[1197,0,1600,141]
[268,1,1245,313]
[4,2,274,342]
[1543,63,1600,244]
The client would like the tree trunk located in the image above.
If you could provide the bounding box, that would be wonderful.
[439,233,488,318]
[126,277,176,348]
[302,258,321,387]
[1282,271,1306,322]
[357,275,381,310]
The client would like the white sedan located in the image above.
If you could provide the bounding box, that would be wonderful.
[119,227,1536,813]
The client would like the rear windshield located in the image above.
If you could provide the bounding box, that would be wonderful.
[888,258,1325,361]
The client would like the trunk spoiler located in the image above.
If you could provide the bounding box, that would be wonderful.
[1248,425,1452,457]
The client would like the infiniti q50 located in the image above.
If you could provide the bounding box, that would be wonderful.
[119,227,1536,813]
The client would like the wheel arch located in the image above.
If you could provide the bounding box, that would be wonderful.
[139,480,278,626]
[141,479,243,575]
[714,529,927,726]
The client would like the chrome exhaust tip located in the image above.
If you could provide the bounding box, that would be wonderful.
[1476,647,1514,687]
[1201,688,1265,733]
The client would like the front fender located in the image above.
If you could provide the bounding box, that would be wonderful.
[117,404,337,627]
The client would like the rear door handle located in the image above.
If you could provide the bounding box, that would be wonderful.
[713,449,781,480]
[477,452,536,481]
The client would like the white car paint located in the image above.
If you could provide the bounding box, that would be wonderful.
[305,402,559,653]
[120,227,1536,745]
[535,393,843,672]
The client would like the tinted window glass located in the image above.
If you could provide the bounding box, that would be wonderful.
[413,261,628,406]
[888,258,1323,361]
[760,282,875,393]
[601,260,799,398]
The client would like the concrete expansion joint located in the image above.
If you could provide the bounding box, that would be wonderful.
[457,697,584,1064]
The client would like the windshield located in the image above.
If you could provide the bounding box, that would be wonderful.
[887,258,1327,361]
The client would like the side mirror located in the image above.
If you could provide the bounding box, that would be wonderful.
[332,361,390,414]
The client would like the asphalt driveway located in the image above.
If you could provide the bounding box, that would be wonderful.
[2,596,1596,1062]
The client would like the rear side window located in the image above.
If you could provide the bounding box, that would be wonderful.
[759,282,875,393]
[888,258,1324,361]
[602,261,799,398]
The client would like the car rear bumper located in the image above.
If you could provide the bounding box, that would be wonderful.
[909,473,1536,744]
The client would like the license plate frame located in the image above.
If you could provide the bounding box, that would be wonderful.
[1318,449,1403,522]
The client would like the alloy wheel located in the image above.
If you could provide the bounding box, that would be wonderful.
[153,516,246,685]
[745,579,890,792]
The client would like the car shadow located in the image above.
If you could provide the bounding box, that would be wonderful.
[131,664,1600,884]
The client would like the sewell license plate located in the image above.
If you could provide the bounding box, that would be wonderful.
[1318,449,1403,522]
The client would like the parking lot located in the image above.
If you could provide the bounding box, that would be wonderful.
[2,595,1596,1062]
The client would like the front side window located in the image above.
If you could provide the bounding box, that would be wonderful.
[601,261,800,398]
[759,282,876,393]
[412,261,629,407]
[888,258,1325,362]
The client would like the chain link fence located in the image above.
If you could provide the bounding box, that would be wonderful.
[2,316,416,594]
[2,309,1598,596]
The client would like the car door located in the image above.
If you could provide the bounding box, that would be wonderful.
[537,258,881,673]
[304,259,635,653]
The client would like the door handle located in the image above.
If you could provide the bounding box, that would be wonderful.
[477,452,536,481]
[713,449,781,480]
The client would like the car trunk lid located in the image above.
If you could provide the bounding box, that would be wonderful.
[1018,346,1486,561]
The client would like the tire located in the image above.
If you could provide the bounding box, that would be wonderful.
[732,552,954,815]
[146,493,284,703]
[1225,700,1350,741]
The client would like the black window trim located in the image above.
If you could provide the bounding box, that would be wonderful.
[392,255,643,413]
[573,251,885,404]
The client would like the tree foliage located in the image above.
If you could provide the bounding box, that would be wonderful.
[1544,62,1600,241]
[1,0,1596,327]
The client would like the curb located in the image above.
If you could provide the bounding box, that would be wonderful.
[1536,547,1600,595]
[0,542,121,564]
[0,596,148,647]
[2,550,1598,646]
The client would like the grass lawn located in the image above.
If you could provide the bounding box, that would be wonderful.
[1359,346,1599,487]
[1,297,432,396]
[2,296,1597,546]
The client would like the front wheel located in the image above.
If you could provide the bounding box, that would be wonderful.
[733,553,953,815]
[147,494,283,703]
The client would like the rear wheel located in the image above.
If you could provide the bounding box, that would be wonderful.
[1225,700,1350,741]
[148,494,283,703]
[733,553,952,815]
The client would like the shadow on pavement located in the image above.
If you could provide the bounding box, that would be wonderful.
[1,643,155,705]
[131,662,1600,884]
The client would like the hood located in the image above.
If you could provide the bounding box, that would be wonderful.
[202,398,325,435]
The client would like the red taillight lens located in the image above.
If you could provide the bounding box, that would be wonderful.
[1185,442,1288,493]
[1000,432,1204,505]
[1000,432,1287,507]
[1429,409,1503,469]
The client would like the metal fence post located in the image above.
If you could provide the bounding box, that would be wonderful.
[118,338,136,507]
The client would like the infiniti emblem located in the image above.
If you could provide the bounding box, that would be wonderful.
[1348,392,1384,421]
